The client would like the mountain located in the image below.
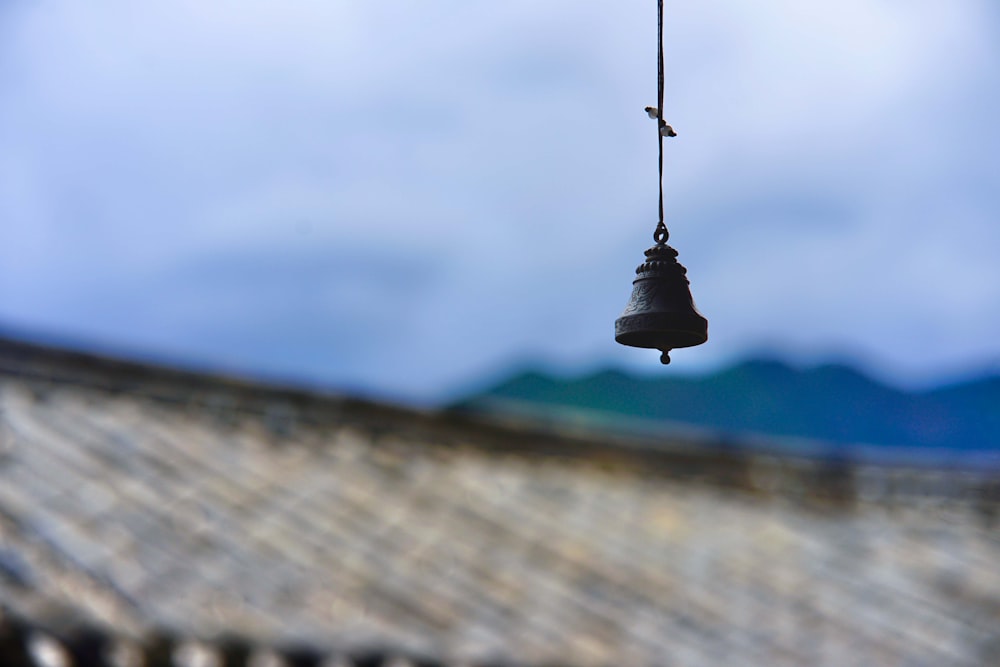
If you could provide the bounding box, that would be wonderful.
[452,360,1000,458]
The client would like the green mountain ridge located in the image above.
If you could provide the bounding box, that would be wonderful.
[454,359,1000,456]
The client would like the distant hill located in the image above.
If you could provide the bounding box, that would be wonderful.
[452,360,1000,458]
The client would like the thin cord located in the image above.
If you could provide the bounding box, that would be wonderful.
[654,0,668,244]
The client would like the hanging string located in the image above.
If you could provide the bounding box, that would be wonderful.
[654,0,669,245]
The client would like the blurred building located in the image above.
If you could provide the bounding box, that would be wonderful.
[0,337,998,667]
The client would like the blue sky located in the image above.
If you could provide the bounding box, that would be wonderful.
[1,1,999,403]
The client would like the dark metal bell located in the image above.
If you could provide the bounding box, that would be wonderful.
[615,239,708,364]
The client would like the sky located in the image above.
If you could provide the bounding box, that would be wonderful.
[1,0,999,404]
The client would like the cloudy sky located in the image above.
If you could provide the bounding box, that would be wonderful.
[1,0,998,403]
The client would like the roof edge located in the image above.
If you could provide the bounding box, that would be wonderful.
[3,335,999,510]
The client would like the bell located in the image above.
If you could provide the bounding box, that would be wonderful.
[615,238,708,364]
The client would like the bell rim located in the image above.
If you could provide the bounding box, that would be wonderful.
[614,312,708,351]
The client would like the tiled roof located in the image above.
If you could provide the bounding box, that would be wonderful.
[0,339,999,666]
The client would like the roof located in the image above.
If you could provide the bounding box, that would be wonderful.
[1,337,999,666]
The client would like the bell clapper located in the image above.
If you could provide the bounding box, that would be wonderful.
[660,350,671,365]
